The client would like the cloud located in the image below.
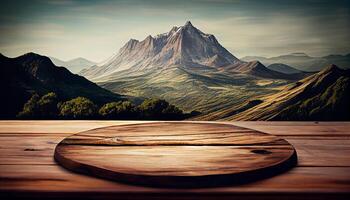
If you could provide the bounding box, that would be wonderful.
[39,0,76,6]
[0,0,349,60]
[195,10,350,57]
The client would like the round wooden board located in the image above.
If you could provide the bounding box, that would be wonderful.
[54,122,297,188]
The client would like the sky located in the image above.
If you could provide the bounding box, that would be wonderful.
[0,0,349,62]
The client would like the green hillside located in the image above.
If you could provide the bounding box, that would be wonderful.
[98,65,290,115]
[222,65,350,121]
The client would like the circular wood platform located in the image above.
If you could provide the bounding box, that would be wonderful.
[54,122,297,188]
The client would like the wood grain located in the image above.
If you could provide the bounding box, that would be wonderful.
[0,121,349,199]
[54,122,297,187]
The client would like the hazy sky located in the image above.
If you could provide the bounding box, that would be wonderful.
[0,0,349,62]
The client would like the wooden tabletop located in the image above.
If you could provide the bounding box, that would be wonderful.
[0,121,349,200]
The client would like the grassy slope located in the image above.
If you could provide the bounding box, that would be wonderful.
[98,65,290,115]
[225,65,350,121]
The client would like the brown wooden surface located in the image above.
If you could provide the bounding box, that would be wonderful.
[54,122,297,187]
[0,121,350,199]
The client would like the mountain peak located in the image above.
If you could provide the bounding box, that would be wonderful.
[289,52,309,57]
[251,60,263,65]
[127,38,139,43]
[328,64,339,69]
[249,61,270,72]
[248,60,266,70]
[311,64,345,88]
[145,35,153,40]
[123,39,139,50]
[321,64,341,74]
[22,52,41,58]
[184,21,193,27]
[74,57,84,60]
[18,52,52,64]
[182,21,198,32]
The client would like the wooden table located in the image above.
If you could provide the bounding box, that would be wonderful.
[0,121,349,199]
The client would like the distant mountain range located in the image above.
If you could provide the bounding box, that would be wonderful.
[266,63,303,74]
[218,61,308,80]
[0,53,124,118]
[50,57,96,74]
[242,52,350,72]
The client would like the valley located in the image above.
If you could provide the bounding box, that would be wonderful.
[98,65,288,115]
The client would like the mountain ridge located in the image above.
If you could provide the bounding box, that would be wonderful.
[227,64,350,120]
[241,53,350,71]
[219,60,309,80]
[50,56,96,73]
[267,63,302,74]
[0,52,124,118]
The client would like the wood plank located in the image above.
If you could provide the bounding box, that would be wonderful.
[230,121,350,136]
[0,165,349,193]
[0,121,151,134]
[1,121,350,136]
[285,138,350,167]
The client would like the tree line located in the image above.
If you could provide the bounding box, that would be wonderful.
[17,92,199,120]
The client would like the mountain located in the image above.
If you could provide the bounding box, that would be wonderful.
[267,63,302,74]
[219,60,308,80]
[241,53,350,72]
[81,21,312,82]
[79,21,305,115]
[80,21,243,80]
[221,65,350,121]
[0,53,124,118]
[50,57,96,73]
